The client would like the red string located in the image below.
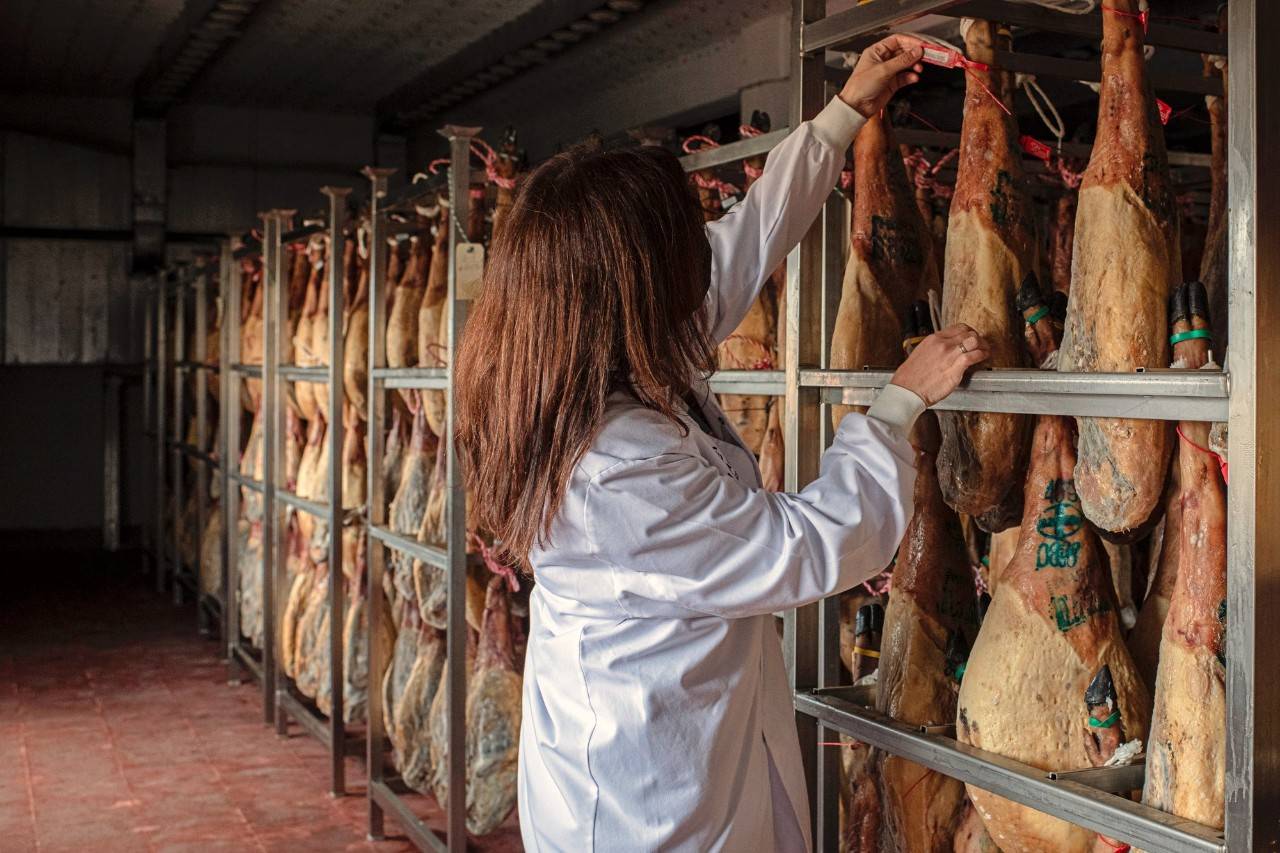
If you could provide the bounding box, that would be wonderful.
[964,67,1013,117]
[681,134,720,154]
[470,138,518,190]
[907,110,942,133]
[862,569,892,596]
[1102,4,1149,33]
[1096,834,1131,852]
[1176,424,1228,484]
[469,531,520,592]
[738,124,763,139]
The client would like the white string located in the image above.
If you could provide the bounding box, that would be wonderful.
[1008,0,1097,12]
[1018,73,1066,148]
[357,222,370,260]
[927,289,943,334]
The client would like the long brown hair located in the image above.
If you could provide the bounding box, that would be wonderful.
[456,141,716,566]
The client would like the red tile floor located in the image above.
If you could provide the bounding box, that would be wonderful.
[0,546,522,852]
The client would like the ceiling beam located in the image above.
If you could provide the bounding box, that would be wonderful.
[133,0,272,115]
[377,0,648,131]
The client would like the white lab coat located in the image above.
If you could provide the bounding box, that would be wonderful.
[518,97,924,852]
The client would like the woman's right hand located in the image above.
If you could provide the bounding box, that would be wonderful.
[890,324,990,407]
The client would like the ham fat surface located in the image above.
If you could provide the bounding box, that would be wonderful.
[1058,0,1180,533]
[937,21,1036,532]
[957,281,1149,850]
[1139,286,1226,835]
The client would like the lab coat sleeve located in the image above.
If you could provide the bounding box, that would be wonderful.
[585,409,917,620]
[703,97,866,343]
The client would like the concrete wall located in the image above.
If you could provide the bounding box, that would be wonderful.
[0,95,380,532]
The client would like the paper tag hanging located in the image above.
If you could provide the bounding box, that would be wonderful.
[1156,98,1173,125]
[921,45,988,72]
[455,242,485,301]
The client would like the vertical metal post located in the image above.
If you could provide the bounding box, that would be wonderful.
[261,211,286,725]
[1225,0,1279,847]
[142,289,155,569]
[362,166,394,841]
[155,271,169,594]
[219,240,235,656]
[270,216,292,737]
[224,242,244,677]
[103,372,122,552]
[195,260,211,634]
[783,0,834,847]
[442,124,480,852]
[323,187,352,796]
[173,268,188,605]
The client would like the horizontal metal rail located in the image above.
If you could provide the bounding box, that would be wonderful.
[278,364,329,382]
[372,366,449,390]
[794,689,1225,853]
[802,368,1229,422]
[894,128,1212,170]
[802,0,967,52]
[708,369,785,396]
[801,0,1225,54]
[174,359,218,372]
[275,489,329,518]
[679,128,790,173]
[231,643,264,683]
[228,472,265,493]
[275,686,360,755]
[367,523,449,570]
[370,780,448,853]
[229,363,263,377]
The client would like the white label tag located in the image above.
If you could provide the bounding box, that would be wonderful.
[455,242,484,301]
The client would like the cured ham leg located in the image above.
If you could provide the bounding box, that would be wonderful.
[396,624,446,793]
[1128,471,1180,691]
[957,277,1150,851]
[490,128,521,243]
[831,114,938,425]
[1058,0,1180,534]
[343,231,371,417]
[294,236,324,423]
[1139,282,1226,834]
[938,20,1036,532]
[241,258,264,411]
[874,314,976,852]
[419,209,450,436]
[465,575,522,834]
[1048,191,1076,296]
[1200,8,1228,353]
[387,231,425,370]
[388,398,435,607]
[839,600,883,853]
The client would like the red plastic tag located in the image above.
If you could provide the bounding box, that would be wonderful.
[1157,98,1173,125]
[1020,135,1053,164]
[921,45,989,73]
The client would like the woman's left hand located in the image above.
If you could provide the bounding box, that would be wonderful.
[838,34,926,118]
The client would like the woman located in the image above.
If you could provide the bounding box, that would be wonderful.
[457,35,990,852]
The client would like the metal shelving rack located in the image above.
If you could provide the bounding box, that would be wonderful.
[260,194,358,797]
[165,258,224,636]
[363,126,475,853]
[223,230,271,712]
[771,1,1271,850]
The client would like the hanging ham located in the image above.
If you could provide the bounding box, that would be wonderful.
[419,207,450,437]
[1139,281,1226,834]
[873,312,976,852]
[294,236,325,424]
[343,226,372,418]
[1058,0,1180,534]
[465,575,522,834]
[1199,9,1228,353]
[956,276,1150,850]
[831,114,938,425]
[937,20,1037,533]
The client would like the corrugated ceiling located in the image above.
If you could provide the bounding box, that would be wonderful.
[188,0,546,112]
[0,0,186,97]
